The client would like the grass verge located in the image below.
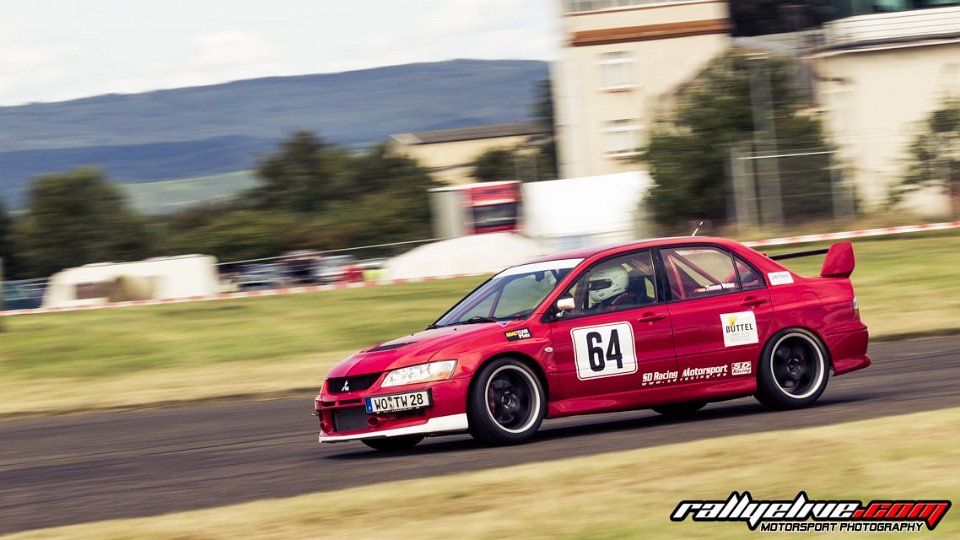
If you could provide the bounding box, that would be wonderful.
[8,407,959,539]
[0,232,957,416]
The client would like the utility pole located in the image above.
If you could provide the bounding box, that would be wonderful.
[0,258,5,332]
[730,143,759,231]
[749,54,784,229]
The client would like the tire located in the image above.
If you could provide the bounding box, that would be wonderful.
[755,328,830,410]
[467,358,546,446]
[652,400,706,417]
[361,435,424,452]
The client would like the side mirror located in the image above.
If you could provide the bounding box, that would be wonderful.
[555,297,576,312]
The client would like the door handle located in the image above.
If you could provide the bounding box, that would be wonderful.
[638,312,666,323]
[741,296,768,308]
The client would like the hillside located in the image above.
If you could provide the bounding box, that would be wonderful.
[0,59,548,206]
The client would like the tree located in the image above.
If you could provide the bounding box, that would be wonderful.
[472,148,516,183]
[329,145,438,247]
[899,98,960,215]
[164,210,313,262]
[530,78,559,181]
[18,168,152,277]
[0,198,15,278]
[534,78,555,133]
[163,138,440,262]
[244,131,353,214]
[644,50,834,229]
[468,78,558,184]
[351,142,433,198]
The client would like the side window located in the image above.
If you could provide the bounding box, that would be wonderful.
[556,250,658,317]
[662,246,741,299]
[735,256,764,290]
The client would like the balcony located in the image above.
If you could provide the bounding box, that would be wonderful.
[822,5,960,50]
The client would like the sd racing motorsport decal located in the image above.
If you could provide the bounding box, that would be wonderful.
[642,369,678,386]
[642,362,751,386]
[571,322,637,380]
[731,361,752,376]
[680,365,727,381]
[671,491,951,532]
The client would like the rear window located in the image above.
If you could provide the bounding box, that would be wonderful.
[662,246,744,300]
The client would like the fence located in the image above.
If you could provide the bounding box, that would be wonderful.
[0,237,450,312]
[728,143,858,231]
[4,220,958,317]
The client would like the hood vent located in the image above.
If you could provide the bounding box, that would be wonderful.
[366,342,411,352]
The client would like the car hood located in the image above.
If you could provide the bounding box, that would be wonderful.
[326,322,509,378]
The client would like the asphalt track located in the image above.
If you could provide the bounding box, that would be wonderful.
[1,336,958,534]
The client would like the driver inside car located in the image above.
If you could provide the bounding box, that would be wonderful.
[586,264,633,311]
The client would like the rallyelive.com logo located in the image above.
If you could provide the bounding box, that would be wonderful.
[671,492,951,532]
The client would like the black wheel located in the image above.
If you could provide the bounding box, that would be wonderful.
[652,400,706,417]
[361,435,424,452]
[755,329,830,410]
[467,358,546,446]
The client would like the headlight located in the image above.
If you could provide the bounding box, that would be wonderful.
[381,360,457,388]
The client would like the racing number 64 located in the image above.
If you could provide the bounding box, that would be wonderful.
[572,322,638,380]
[586,330,623,372]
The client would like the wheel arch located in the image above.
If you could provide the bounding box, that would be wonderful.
[754,325,833,409]
[468,351,551,403]
[759,325,833,370]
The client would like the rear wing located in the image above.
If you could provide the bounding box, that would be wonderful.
[768,241,855,278]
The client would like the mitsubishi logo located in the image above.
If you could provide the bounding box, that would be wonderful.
[341,380,350,392]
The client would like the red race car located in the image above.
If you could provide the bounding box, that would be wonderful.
[315,237,870,450]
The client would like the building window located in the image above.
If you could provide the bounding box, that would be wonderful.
[599,51,635,89]
[604,119,643,156]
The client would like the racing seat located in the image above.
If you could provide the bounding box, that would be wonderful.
[609,275,653,308]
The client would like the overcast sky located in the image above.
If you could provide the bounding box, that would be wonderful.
[0,0,560,106]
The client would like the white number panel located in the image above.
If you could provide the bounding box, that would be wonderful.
[571,322,638,380]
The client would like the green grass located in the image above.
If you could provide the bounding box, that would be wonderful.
[0,277,484,380]
[121,171,259,214]
[8,407,959,539]
[0,232,957,415]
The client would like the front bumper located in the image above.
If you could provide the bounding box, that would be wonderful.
[315,377,470,444]
[318,413,469,443]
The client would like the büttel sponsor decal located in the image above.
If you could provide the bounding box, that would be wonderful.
[721,311,759,347]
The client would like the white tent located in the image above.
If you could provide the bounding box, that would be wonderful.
[42,255,219,308]
[386,232,545,280]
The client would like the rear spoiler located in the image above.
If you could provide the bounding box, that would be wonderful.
[767,241,855,278]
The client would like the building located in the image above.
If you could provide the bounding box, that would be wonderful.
[553,0,731,179]
[809,1,960,214]
[389,122,547,184]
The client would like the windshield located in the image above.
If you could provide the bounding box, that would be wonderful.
[472,203,518,231]
[432,258,583,327]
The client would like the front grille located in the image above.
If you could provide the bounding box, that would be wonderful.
[327,374,380,394]
[333,407,370,433]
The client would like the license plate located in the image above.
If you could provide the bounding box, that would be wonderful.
[365,390,432,413]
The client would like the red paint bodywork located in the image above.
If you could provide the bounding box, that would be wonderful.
[315,237,870,441]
